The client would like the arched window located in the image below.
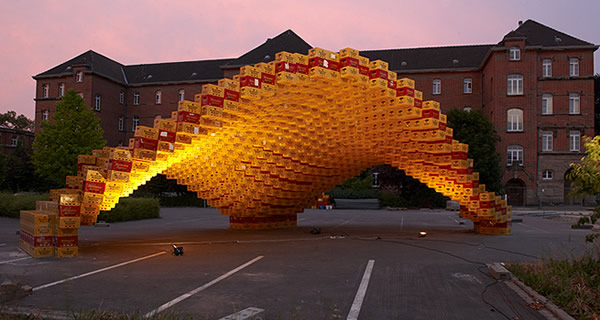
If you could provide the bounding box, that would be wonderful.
[507,145,523,166]
[507,109,523,132]
[507,74,523,95]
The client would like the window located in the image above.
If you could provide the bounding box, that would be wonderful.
[58,83,65,97]
[507,109,523,132]
[509,47,520,61]
[542,94,553,115]
[542,170,553,180]
[507,145,523,166]
[95,95,101,111]
[570,131,580,152]
[119,91,124,104]
[569,93,580,114]
[133,92,140,105]
[10,136,18,146]
[542,131,553,151]
[75,71,83,82]
[433,79,441,95]
[155,90,162,104]
[118,116,124,131]
[132,116,139,132]
[41,110,48,121]
[42,84,49,98]
[570,58,579,77]
[178,89,185,101]
[507,74,523,95]
[542,59,552,77]
[463,78,472,94]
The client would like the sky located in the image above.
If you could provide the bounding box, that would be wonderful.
[1,0,598,120]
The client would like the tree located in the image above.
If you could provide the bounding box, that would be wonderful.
[567,136,600,242]
[446,109,503,193]
[32,89,105,187]
[0,111,34,131]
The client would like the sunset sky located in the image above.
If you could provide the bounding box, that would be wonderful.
[1,0,598,120]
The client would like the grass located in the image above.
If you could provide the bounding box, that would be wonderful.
[507,250,600,320]
[0,192,49,218]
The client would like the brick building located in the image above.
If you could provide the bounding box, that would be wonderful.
[0,126,34,155]
[33,20,597,206]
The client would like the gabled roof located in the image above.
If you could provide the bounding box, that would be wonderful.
[34,50,127,83]
[222,29,312,68]
[124,58,235,85]
[501,20,595,48]
[361,44,494,72]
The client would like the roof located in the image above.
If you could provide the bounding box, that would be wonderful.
[501,20,595,47]
[34,50,127,83]
[222,29,312,68]
[361,44,494,72]
[124,58,234,85]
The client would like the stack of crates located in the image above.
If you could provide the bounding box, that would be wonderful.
[31,46,511,236]
[20,191,80,258]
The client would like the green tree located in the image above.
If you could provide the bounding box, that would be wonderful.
[567,136,600,242]
[32,89,105,187]
[0,110,34,131]
[447,109,502,193]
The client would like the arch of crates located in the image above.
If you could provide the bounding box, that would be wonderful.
[22,47,513,257]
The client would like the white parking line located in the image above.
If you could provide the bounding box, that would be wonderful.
[347,259,375,320]
[33,251,166,291]
[144,255,264,318]
[0,257,31,265]
[0,243,7,247]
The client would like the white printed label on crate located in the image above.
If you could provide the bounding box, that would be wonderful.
[331,53,336,59]
[169,143,174,151]
[160,131,168,137]
[254,79,259,86]
[323,60,329,68]
[194,127,199,135]
[285,63,289,70]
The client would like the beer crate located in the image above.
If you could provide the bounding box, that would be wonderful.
[134,126,159,140]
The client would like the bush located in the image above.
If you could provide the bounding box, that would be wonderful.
[0,192,50,218]
[379,192,409,208]
[328,187,380,199]
[159,195,206,207]
[98,198,160,223]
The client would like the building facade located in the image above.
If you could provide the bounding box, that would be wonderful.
[33,20,598,206]
[0,126,34,155]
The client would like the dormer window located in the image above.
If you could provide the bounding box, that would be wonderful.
[509,47,520,61]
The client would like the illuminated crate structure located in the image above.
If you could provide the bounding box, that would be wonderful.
[21,47,512,257]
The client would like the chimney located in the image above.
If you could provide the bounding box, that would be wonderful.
[518,20,523,26]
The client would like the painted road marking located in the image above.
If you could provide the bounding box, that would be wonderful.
[0,257,31,265]
[144,255,264,318]
[519,222,549,233]
[347,259,375,320]
[33,251,166,291]
[0,243,7,247]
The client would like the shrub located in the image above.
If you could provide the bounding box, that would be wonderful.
[379,192,409,208]
[98,198,160,223]
[328,187,380,199]
[0,192,50,218]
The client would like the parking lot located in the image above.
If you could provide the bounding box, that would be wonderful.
[0,207,594,319]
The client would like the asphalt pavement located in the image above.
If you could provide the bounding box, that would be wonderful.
[1,207,597,319]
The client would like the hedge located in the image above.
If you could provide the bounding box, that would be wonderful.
[0,193,50,218]
[98,198,160,223]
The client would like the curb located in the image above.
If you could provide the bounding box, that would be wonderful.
[488,263,575,320]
